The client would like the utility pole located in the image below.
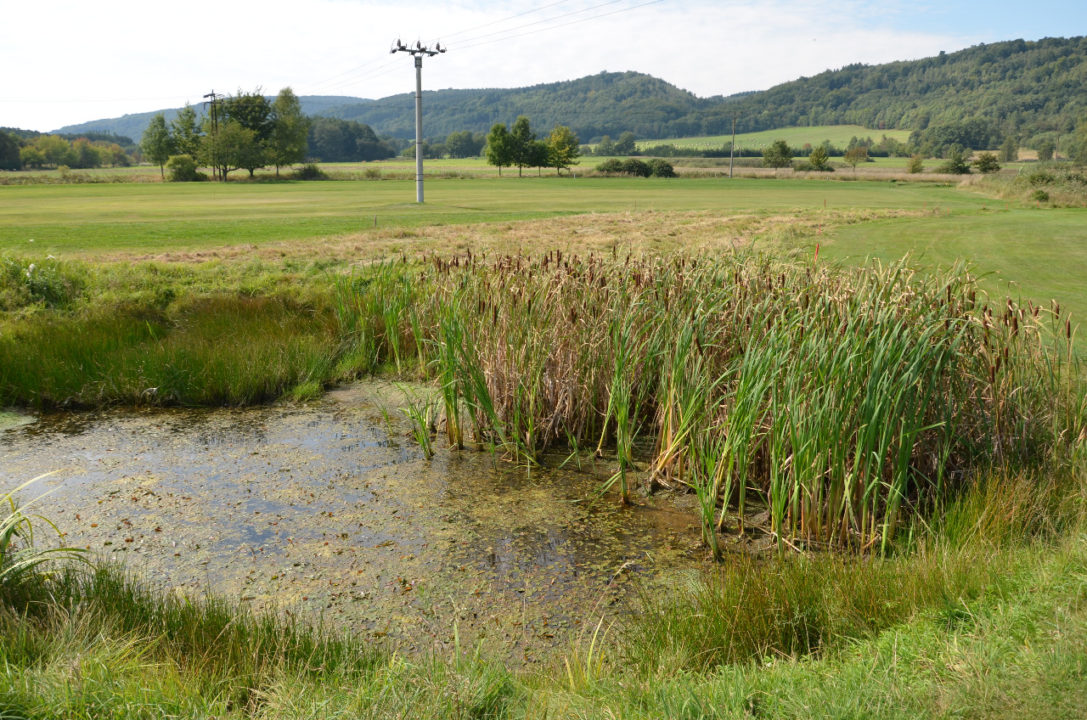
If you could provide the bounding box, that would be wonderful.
[391,39,446,203]
[203,91,223,181]
[729,117,736,179]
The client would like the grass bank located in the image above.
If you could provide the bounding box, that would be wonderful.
[2,457,1083,718]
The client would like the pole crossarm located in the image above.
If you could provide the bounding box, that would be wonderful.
[390,39,447,203]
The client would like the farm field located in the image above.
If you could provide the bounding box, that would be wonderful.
[638,124,913,150]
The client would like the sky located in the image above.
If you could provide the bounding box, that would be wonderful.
[3,0,1085,133]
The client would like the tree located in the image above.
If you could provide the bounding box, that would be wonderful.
[762,139,794,168]
[0,130,22,170]
[141,113,175,178]
[445,130,484,158]
[998,136,1019,162]
[20,146,44,169]
[808,145,830,171]
[36,135,75,167]
[595,135,615,156]
[222,91,272,177]
[614,131,636,155]
[546,125,580,175]
[510,116,536,177]
[646,158,676,177]
[1037,139,1055,162]
[307,117,394,162]
[972,151,1001,173]
[1070,124,1087,165]
[71,138,101,169]
[907,154,924,173]
[485,123,513,176]
[269,88,309,176]
[938,144,971,174]
[843,144,868,172]
[171,104,202,159]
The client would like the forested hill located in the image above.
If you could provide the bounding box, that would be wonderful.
[51,36,1086,145]
[322,72,701,141]
[703,36,1087,142]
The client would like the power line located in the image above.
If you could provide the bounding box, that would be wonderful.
[302,0,660,98]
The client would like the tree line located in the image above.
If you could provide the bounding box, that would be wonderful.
[0,129,134,171]
[483,117,580,176]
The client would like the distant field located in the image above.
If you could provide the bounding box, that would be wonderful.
[639,125,913,150]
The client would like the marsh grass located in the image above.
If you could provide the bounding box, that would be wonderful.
[328,251,1083,550]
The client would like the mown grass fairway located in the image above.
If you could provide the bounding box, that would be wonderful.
[1,176,998,255]
[822,207,1087,320]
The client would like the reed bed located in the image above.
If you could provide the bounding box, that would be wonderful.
[2,249,1079,551]
[331,251,1084,553]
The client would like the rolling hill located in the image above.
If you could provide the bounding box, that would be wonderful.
[51,36,1087,147]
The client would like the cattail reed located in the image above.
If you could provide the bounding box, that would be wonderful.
[329,252,1084,554]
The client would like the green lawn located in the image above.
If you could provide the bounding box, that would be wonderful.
[0,176,995,255]
[822,207,1087,322]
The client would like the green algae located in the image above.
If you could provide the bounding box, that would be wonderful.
[1,381,705,664]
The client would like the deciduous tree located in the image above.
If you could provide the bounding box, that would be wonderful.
[510,116,536,177]
[843,144,868,172]
[614,131,636,155]
[546,125,580,175]
[763,139,794,168]
[269,88,309,176]
[485,123,513,176]
[171,104,202,158]
[141,113,175,178]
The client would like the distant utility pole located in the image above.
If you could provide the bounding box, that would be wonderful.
[203,90,224,181]
[729,117,736,179]
[391,39,446,203]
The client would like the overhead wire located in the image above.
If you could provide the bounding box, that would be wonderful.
[303,0,661,98]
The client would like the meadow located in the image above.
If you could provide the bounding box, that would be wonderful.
[1,168,1085,717]
[638,124,914,150]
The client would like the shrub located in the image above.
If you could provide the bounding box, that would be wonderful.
[762,139,794,168]
[620,158,651,177]
[907,155,924,174]
[973,152,1001,174]
[595,159,624,174]
[166,154,203,182]
[293,163,328,180]
[646,159,676,177]
[1031,189,1050,202]
[938,145,971,174]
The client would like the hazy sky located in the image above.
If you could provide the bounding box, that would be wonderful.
[4,0,1084,132]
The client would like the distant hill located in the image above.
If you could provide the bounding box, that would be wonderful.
[51,36,1087,146]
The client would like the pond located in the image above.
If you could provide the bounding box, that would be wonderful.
[2,382,706,664]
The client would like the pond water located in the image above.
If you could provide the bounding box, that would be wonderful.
[2,383,706,663]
